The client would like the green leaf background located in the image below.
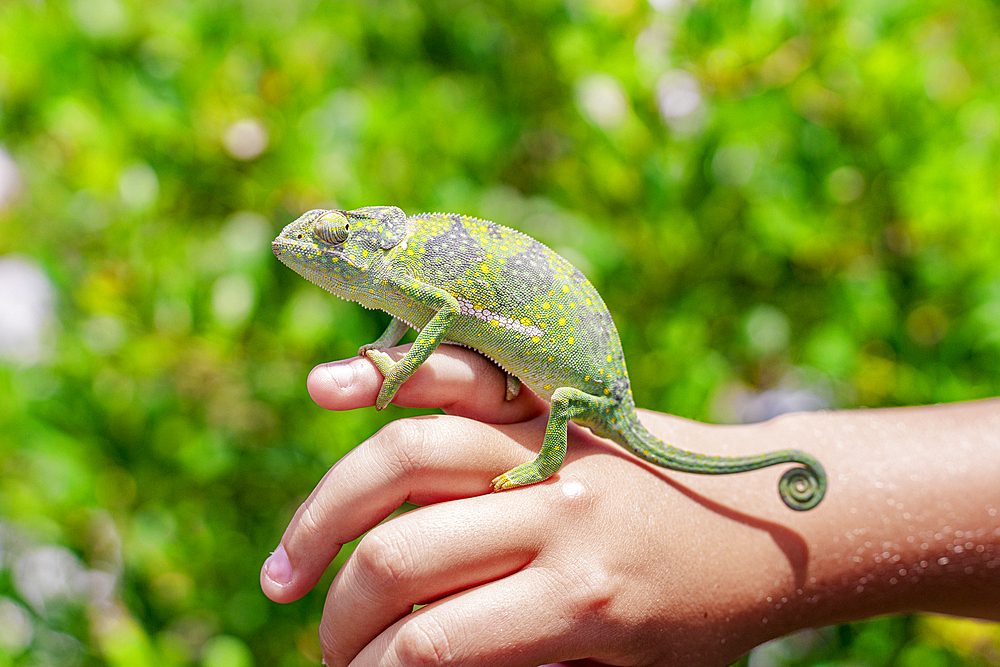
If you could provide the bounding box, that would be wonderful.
[1,0,999,664]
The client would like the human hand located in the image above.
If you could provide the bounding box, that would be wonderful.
[259,344,807,666]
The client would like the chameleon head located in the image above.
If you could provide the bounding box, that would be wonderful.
[272,206,408,295]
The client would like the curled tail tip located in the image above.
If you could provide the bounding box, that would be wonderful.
[778,463,827,511]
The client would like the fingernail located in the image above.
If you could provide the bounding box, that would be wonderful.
[324,362,354,391]
[264,544,293,585]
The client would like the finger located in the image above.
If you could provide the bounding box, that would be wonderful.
[346,565,608,667]
[319,490,547,666]
[307,343,547,424]
[261,414,546,604]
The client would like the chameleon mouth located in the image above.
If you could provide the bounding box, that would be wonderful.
[271,238,304,264]
[271,239,297,262]
[271,238,332,267]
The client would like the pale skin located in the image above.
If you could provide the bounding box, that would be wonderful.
[261,344,1000,666]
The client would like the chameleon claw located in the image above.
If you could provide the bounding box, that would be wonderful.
[491,474,514,492]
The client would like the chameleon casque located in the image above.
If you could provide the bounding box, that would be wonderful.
[272,206,827,510]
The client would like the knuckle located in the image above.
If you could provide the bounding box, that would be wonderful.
[353,527,413,593]
[371,419,430,478]
[553,478,596,513]
[575,565,614,614]
[394,616,454,666]
[547,559,614,620]
[570,564,614,617]
[296,500,329,542]
[318,622,350,667]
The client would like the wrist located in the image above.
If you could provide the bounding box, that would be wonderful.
[636,402,1000,658]
[752,404,1000,627]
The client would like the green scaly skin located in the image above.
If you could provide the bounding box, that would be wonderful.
[272,206,827,511]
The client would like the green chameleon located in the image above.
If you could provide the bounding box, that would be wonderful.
[272,206,827,510]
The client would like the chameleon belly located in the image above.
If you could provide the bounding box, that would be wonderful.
[272,206,827,511]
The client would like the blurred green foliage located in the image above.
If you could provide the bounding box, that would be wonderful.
[1,0,999,664]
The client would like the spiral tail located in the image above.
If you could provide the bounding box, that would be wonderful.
[777,453,826,511]
[618,412,828,511]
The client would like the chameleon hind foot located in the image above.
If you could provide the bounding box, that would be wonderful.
[492,386,598,491]
[491,461,553,492]
[505,374,521,401]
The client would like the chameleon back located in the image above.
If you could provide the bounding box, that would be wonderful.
[394,213,633,408]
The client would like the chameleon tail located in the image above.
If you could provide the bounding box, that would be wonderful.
[618,412,827,511]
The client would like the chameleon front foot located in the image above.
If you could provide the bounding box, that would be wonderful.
[359,317,410,357]
[364,349,404,410]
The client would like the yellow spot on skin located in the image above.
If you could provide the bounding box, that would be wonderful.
[363,249,369,258]
[542,302,551,310]
[586,298,592,305]
[549,290,555,296]
[521,317,531,326]
[491,319,499,326]
[599,368,604,375]
[562,285,569,293]
[407,249,414,256]
[482,263,490,273]
[532,336,540,343]
[547,356,554,362]
[331,257,339,262]
[607,354,613,363]
[544,384,552,390]
[568,336,574,345]
[558,317,566,326]
[584,375,590,381]
[604,388,610,395]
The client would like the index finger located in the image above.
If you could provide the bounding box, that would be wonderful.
[307,343,547,423]
[260,414,545,604]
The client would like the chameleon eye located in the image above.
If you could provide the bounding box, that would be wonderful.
[315,219,349,245]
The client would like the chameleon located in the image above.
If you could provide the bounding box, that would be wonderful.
[272,206,827,511]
